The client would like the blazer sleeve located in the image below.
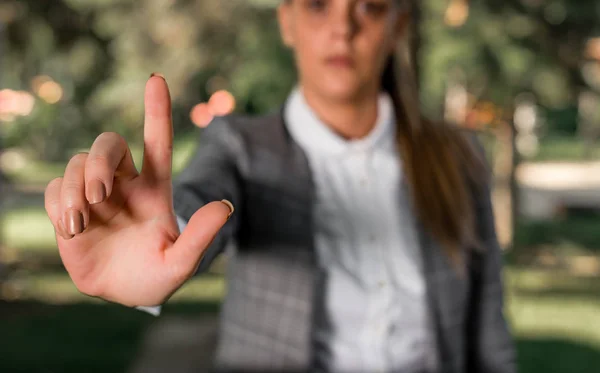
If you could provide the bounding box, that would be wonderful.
[172,117,244,273]
[467,137,517,373]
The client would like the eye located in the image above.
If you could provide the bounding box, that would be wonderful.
[305,0,327,12]
[356,0,390,18]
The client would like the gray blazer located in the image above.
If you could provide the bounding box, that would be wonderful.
[172,108,516,373]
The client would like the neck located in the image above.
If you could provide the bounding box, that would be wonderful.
[301,85,381,140]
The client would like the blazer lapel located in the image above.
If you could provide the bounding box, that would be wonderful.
[417,221,469,369]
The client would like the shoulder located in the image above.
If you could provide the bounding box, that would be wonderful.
[421,118,488,163]
[441,123,488,163]
[440,123,491,187]
[217,106,284,132]
[193,107,292,165]
[457,127,487,153]
[204,108,285,143]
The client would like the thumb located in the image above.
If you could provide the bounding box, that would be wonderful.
[167,200,234,277]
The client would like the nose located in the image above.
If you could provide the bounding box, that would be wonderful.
[330,3,358,40]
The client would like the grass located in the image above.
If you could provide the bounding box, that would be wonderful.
[0,268,599,373]
[2,133,600,372]
[507,268,600,373]
[513,216,600,264]
[2,272,226,305]
[2,209,600,372]
[506,269,600,345]
[1,208,56,256]
[516,338,600,373]
[0,300,220,373]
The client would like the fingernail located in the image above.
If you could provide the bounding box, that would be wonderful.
[220,199,235,220]
[88,180,107,204]
[58,218,74,240]
[150,72,165,79]
[66,209,84,235]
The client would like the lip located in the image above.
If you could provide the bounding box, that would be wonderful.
[325,55,355,68]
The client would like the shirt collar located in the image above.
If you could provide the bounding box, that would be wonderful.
[284,86,396,156]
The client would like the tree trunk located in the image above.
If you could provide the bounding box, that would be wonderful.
[493,120,518,251]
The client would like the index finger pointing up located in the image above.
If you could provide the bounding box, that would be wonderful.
[142,73,173,181]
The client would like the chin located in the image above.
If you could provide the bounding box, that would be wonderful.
[316,76,364,103]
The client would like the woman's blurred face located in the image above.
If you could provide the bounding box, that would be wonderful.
[278,0,405,102]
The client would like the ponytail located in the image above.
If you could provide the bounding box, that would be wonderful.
[382,9,486,271]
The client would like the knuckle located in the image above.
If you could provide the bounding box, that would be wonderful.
[69,152,89,165]
[170,263,193,284]
[90,132,129,173]
[99,131,127,148]
[62,179,83,191]
[70,270,102,297]
[75,280,100,298]
[88,153,111,170]
[45,177,62,196]
[62,182,85,202]
[44,178,63,213]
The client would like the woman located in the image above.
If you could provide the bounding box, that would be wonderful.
[44,0,515,372]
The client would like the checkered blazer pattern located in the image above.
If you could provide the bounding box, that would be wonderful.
[172,107,516,373]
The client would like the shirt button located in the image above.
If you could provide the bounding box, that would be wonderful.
[378,280,386,288]
[411,338,423,350]
[368,234,376,242]
[389,324,397,335]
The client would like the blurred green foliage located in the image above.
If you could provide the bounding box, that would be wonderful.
[1,0,295,161]
[1,268,599,373]
[1,3,600,372]
[1,0,599,162]
[421,0,599,115]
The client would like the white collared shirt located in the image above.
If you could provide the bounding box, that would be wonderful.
[284,87,432,373]
[140,87,435,372]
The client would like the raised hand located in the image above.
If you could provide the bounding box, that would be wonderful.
[44,74,234,307]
